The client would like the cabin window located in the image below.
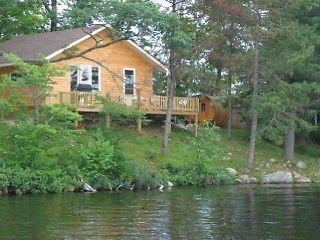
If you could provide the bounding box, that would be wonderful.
[92,67,99,91]
[70,66,78,91]
[70,65,100,91]
[10,72,23,82]
[80,65,91,84]
[201,102,206,111]
[124,69,135,95]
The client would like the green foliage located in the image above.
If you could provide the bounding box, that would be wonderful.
[4,54,64,123]
[0,76,25,119]
[0,123,123,193]
[39,104,82,127]
[0,0,46,41]
[160,124,235,186]
[190,124,223,161]
[78,139,116,181]
[163,160,235,186]
[5,54,62,91]
[98,96,145,122]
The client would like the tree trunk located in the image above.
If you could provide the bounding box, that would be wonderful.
[44,0,58,32]
[50,0,58,31]
[246,44,259,170]
[284,110,295,161]
[227,71,232,140]
[162,51,175,155]
[162,0,177,155]
[215,66,222,94]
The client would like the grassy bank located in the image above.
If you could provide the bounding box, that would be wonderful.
[1,121,320,195]
[102,124,320,183]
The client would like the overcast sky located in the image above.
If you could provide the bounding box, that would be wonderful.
[152,0,171,8]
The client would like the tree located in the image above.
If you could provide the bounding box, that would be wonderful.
[5,54,63,123]
[43,0,59,31]
[257,1,320,161]
[199,0,248,140]
[160,0,197,155]
[0,0,46,41]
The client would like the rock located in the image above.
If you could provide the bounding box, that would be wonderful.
[222,156,231,161]
[239,175,258,184]
[240,175,250,184]
[265,163,271,168]
[159,185,164,191]
[292,171,311,183]
[167,181,174,187]
[296,161,306,170]
[15,189,22,195]
[296,176,311,183]
[226,167,238,176]
[262,171,293,184]
[270,158,276,163]
[67,187,75,192]
[249,177,258,183]
[83,183,96,192]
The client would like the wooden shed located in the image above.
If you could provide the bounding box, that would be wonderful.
[197,95,246,129]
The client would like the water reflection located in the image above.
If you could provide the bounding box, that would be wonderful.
[1,184,320,239]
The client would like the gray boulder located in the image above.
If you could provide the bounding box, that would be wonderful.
[262,171,293,184]
[226,167,238,176]
[83,183,96,192]
[167,181,174,187]
[296,161,306,170]
[239,175,258,184]
[293,171,311,183]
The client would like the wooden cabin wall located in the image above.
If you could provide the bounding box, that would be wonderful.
[51,30,154,97]
[0,66,34,107]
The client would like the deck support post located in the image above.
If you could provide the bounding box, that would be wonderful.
[74,120,79,129]
[194,115,199,138]
[137,117,142,133]
[105,114,111,128]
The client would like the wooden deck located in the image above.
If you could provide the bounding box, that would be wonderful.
[45,92,199,116]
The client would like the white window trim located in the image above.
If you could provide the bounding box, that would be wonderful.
[123,68,136,95]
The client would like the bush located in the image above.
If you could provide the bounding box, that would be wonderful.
[162,124,235,186]
[78,139,122,183]
[164,159,235,186]
[0,123,127,193]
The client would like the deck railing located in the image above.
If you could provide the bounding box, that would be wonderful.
[45,91,199,115]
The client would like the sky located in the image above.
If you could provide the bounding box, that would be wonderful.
[152,0,171,8]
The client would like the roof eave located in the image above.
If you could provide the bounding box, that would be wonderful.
[45,26,106,61]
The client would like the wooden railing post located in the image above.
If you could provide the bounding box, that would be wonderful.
[194,115,199,138]
[105,114,111,128]
[137,117,142,133]
[137,95,141,110]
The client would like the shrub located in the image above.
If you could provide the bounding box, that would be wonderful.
[0,123,127,193]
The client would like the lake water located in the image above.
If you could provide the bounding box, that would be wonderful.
[1,184,320,239]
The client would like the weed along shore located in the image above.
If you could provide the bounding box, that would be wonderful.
[0,123,318,196]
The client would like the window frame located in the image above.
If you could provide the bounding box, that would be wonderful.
[200,102,206,111]
[123,68,136,95]
[69,65,101,92]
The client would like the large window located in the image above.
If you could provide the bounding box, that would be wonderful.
[124,69,135,95]
[70,65,100,91]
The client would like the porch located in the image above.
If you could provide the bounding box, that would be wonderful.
[45,91,200,116]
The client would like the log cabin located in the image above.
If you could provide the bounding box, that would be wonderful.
[0,26,200,130]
